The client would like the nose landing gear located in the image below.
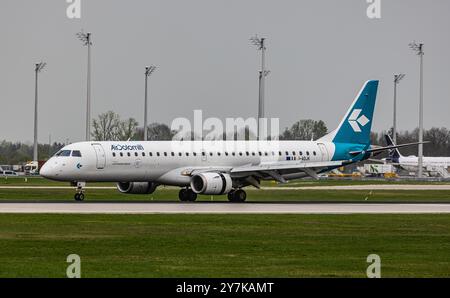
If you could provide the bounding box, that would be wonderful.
[74,182,86,201]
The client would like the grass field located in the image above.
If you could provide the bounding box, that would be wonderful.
[1,188,450,202]
[0,214,449,277]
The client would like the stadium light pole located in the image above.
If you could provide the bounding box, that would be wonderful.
[144,66,157,141]
[33,62,46,163]
[250,35,268,140]
[393,73,405,144]
[409,41,424,178]
[76,31,93,141]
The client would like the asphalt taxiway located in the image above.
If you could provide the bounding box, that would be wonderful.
[0,202,449,214]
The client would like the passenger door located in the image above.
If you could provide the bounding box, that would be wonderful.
[92,143,106,169]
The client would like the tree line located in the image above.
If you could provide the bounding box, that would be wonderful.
[1,111,449,164]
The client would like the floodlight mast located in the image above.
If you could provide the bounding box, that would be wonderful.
[409,41,424,178]
[77,31,93,141]
[144,66,156,141]
[250,35,268,140]
[393,73,405,144]
[33,62,46,163]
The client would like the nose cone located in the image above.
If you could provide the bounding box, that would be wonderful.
[39,161,54,179]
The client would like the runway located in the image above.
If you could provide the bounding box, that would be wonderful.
[1,202,450,214]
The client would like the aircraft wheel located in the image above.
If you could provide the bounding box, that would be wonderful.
[233,189,246,202]
[187,189,197,202]
[179,189,188,201]
[227,190,235,202]
[74,193,85,201]
[179,189,198,202]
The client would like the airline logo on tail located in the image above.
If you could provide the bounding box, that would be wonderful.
[348,109,370,133]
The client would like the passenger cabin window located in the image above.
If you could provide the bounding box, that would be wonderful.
[313,151,317,156]
[120,152,123,157]
[306,151,310,156]
[134,152,138,157]
[149,152,153,157]
[72,150,82,157]
[55,150,71,157]
[164,152,167,156]
[156,152,160,156]
[112,152,116,157]
[127,152,131,157]
[193,152,197,156]
[142,152,146,157]
[171,152,175,156]
[299,151,303,155]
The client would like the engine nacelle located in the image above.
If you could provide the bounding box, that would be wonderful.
[190,172,232,195]
[116,182,157,194]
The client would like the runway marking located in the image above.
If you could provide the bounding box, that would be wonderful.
[1,185,450,190]
[1,203,449,214]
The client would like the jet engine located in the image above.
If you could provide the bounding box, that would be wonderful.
[116,182,157,194]
[190,172,232,195]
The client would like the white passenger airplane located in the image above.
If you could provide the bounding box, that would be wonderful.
[384,134,450,177]
[40,80,420,202]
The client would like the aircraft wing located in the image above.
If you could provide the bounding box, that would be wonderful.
[230,160,345,182]
[182,160,345,185]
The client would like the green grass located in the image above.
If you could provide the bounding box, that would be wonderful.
[0,188,450,202]
[0,214,449,277]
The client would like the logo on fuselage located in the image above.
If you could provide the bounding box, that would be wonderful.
[348,109,370,133]
[76,163,83,169]
[111,144,144,151]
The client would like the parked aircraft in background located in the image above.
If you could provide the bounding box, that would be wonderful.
[384,134,449,178]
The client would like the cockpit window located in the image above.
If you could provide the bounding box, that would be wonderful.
[72,150,82,157]
[55,150,71,157]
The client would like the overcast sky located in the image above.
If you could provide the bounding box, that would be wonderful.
[1,0,449,144]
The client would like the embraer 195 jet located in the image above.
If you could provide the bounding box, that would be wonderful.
[40,80,419,202]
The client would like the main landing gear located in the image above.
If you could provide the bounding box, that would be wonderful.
[179,188,197,202]
[227,189,247,203]
[74,182,86,201]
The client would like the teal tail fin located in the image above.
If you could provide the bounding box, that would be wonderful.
[319,80,379,145]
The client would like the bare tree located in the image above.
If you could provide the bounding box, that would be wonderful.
[91,111,120,141]
[116,118,139,141]
[280,119,327,140]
